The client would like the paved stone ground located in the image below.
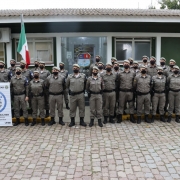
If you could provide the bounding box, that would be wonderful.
[1,106,180,180]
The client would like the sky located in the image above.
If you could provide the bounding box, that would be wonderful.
[0,0,160,9]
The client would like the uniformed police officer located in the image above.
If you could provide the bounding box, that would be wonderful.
[86,66,104,127]
[134,65,151,124]
[165,59,176,77]
[31,60,40,72]
[102,63,118,124]
[20,60,33,81]
[147,56,157,77]
[151,67,167,122]
[111,57,117,66]
[0,61,12,82]
[46,67,66,126]
[89,55,101,76]
[117,60,136,123]
[29,71,45,126]
[167,65,180,123]
[10,67,29,126]
[38,61,51,117]
[128,57,134,69]
[66,64,87,127]
[98,62,106,76]
[140,55,149,68]
[8,59,16,76]
[112,61,122,75]
[159,57,169,73]
[132,61,140,76]
[59,62,70,110]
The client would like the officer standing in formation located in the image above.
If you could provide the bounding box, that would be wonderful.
[0,61,12,82]
[8,59,16,76]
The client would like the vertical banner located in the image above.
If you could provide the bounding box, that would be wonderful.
[0,83,12,126]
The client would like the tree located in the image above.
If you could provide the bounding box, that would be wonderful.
[158,0,180,9]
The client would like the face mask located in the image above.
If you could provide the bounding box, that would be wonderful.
[35,64,39,68]
[143,59,147,63]
[93,72,98,76]
[174,70,179,74]
[11,64,15,67]
[34,75,39,79]
[73,69,79,73]
[141,70,146,74]
[98,66,103,70]
[53,72,58,76]
[160,62,165,66]
[96,58,100,63]
[0,65,4,68]
[130,62,133,65]
[150,61,155,65]
[60,66,64,70]
[106,67,111,72]
[124,65,129,69]
[111,61,114,65]
[39,65,44,69]
[114,66,119,70]
[20,65,25,69]
[16,71,21,75]
[158,72,163,75]
[134,66,138,69]
[170,65,174,68]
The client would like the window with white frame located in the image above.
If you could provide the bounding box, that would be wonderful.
[15,38,53,63]
[115,38,151,61]
[0,43,5,62]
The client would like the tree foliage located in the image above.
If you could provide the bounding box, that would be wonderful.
[158,0,180,9]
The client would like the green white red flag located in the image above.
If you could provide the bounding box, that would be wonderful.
[17,15,30,67]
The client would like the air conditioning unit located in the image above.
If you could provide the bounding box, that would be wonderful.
[0,28,11,43]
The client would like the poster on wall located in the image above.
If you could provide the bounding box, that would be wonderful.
[77,53,91,67]
[0,83,12,126]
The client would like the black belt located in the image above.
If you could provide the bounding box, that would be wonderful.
[90,91,101,94]
[169,89,180,92]
[103,89,115,93]
[32,92,44,97]
[137,91,150,96]
[14,92,25,96]
[154,90,165,94]
[49,92,64,95]
[119,88,133,92]
[70,90,84,96]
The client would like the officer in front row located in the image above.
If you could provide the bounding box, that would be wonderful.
[10,67,29,126]
[66,64,87,127]
[0,61,12,82]
[86,66,104,127]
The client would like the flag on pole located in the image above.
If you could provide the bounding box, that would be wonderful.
[17,14,30,68]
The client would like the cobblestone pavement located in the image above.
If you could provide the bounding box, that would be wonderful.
[0,117,180,180]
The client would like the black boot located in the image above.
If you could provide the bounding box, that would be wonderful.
[167,116,171,123]
[45,110,49,118]
[41,118,45,126]
[31,118,36,126]
[98,119,103,127]
[137,116,141,124]
[66,103,70,110]
[160,115,166,122]
[145,115,151,123]
[103,116,108,124]
[48,117,56,126]
[130,114,136,123]
[13,118,20,126]
[69,117,75,127]
[109,116,115,124]
[59,117,65,126]
[175,115,180,123]
[151,115,155,123]
[89,119,94,127]
[80,117,87,127]
[117,115,122,123]
[25,118,29,126]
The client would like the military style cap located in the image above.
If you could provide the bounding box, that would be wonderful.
[140,65,146,69]
[142,55,149,59]
[93,66,99,71]
[128,57,133,61]
[59,62,65,65]
[16,67,22,71]
[124,60,130,64]
[33,70,39,74]
[170,59,176,63]
[106,63,112,67]
[111,57,117,61]
[34,60,39,63]
[98,62,104,65]
[160,57,166,61]
[150,56,156,61]
[0,60,5,65]
[73,64,80,68]
[133,61,139,65]
[96,55,101,58]
[157,66,163,71]
[114,61,119,65]
[173,65,179,70]
[52,66,60,71]
[20,60,26,64]
[10,59,16,63]
[39,61,45,64]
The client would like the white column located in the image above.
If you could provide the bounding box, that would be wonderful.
[107,35,112,64]
[6,41,12,68]
[56,36,61,66]
[156,35,161,65]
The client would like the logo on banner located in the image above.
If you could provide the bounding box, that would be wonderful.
[0,92,7,112]
[77,53,91,67]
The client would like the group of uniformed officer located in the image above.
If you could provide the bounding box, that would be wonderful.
[0,54,180,127]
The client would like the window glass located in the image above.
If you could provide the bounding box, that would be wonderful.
[135,42,150,60]
[0,43,4,61]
